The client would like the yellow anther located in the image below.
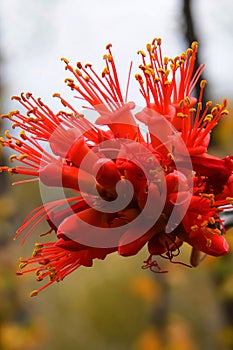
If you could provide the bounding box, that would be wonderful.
[30,290,38,297]
[201,193,215,205]
[186,48,192,56]
[226,197,233,204]
[204,114,213,122]
[201,220,208,227]
[11,95,21,101]
[144,69,153,76]
[35,243,43,248]
[84,62,92,68]
[26,109,37,117]
[208,217,215,225]
[15,140,22,146]
[191,225,198,231]
[164,80,171,86]
[19,262,28,269]
[49,271,56,280]
[146,43,152,52]
[64,78,74,84]
[137,50,146,57]
[156,38,162,45]
[1,114,10,119]
[75,69,82,76]
[197,214,202,220]
[9,154,17,162]
[177,113,188,118]
[184,97,191,105]
[5,130,11,139]
[200,80,207,89]
[26,92,32,99]
[102,67,110,75]
[211,106,217,115]
[158,68,166,75]
[189,108,196,113]
[36,274,43,281]
[167,153,174,161]
[170,63,175,70]
[53,93,61,98]
[179,100,184,108]
[19,154,28,160]
[107,54,113,62]
[135,74,143,82]
[206,101,213,108]
[60,57,69,64]
[180,52,186,60]
[106,43,112,50]
[19,257,27,262]
[214,228,222,235]
[163,56,169,65]
[33,248,41,257]
[221,109,229,116]
[206,239,212,248]
[20,130,27,140]
[12,122,20,129]
[0,137,5,145]
[191,41,198,52]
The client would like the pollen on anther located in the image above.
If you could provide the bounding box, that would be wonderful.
[137,50,146,57]
[30,290,38,297]
[60,57,69,64]
[9,154,17,162]
[5,130,11,139]
[200,80,207,89]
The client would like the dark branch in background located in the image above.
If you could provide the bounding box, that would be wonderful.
[183,2,233,344]
[182,0,209,104]
[183,0,233,231]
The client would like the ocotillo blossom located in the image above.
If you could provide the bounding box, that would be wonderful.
[0,38,233,296]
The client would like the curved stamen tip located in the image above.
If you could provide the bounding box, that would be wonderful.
[30,290,38,297]
[191,41,198,51]
[5,130,11,139]
[53,93,61,98]
[84,62,92,68]
[11,95,21,101]
[60,57,69,64]
[146,43,152,52]
[200,80,207,88]
[26,92,32,99]
[137,50,146,57]
[106,43,112,50]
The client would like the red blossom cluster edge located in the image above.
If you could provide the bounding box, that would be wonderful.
[0,38,233,296]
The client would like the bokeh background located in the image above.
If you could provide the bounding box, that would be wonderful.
[0,0,233,349]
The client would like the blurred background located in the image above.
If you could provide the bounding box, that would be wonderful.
[0,0,233,349]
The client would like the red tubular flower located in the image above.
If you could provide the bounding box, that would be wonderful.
[1,38,233,296]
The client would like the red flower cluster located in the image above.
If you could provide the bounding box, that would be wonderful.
[1,39,233,296]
